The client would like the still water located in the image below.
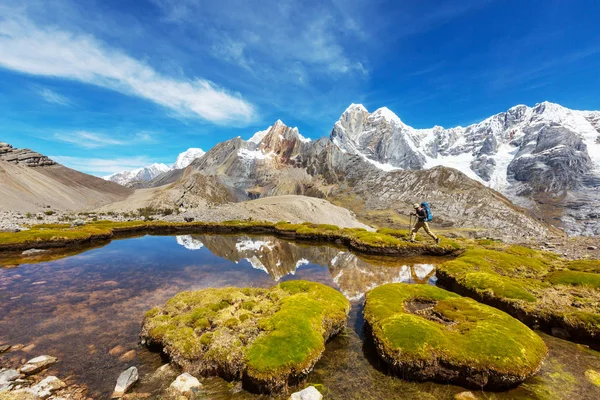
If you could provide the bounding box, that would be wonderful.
[0,234,599,399]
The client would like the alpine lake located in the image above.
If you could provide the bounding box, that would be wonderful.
[1,234,599,399]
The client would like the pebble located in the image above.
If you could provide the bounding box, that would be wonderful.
[289,386,323,400]
[22,376,66,399]
[0,345,11,353]
[587,245,598,250]
[20,355,58,375]
[22,249,49,256]
[169,373,201,394]
[112,366,138,398]
[455,391,478,400]
[109,345,126,356]
[118,350,136,362]
[0,369,19,385]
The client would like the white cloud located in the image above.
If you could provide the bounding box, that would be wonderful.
[53,131,126,148]
[36,87,72,106]
[0,12,255,124]
[50,155,152,175]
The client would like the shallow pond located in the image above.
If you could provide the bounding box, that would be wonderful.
[0,234,599,399]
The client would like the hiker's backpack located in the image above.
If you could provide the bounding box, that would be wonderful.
[421,202,433,222]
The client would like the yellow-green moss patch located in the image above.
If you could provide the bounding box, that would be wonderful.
[364,283,547,390]
[140,280,349,393]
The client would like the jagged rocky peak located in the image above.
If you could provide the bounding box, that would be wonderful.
[331,105,426,170]
[0,142,56,167]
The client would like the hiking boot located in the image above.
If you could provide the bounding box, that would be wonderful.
[435,238,440,245]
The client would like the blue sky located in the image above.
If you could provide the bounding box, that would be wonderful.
[1,0,599,176]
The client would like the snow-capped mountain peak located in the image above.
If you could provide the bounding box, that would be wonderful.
[105,148,205,186]
[104,163,170,186]
[332,101,600,234]
[172,148,205,169]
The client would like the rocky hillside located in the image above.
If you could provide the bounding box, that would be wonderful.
[0,142,132,212]
[140,120,553,239]
[331,102,600,235]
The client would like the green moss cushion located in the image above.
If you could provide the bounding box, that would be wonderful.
[140,280,349,393]
[436,246,600,343]
[363,283,547,389]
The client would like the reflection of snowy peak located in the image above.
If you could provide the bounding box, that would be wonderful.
[104,148,205,186]
[332,101,600,235]
[175,235,204,250]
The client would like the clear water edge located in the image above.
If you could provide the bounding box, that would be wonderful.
[0,234,598,399]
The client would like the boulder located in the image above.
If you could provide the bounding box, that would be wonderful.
[169,373,201,394]
[21,249,48,256]
[141,280,349,393]
[20,355,58,375]
[112,366,138,398]
[363,283,547,390]
[289,386,323,400]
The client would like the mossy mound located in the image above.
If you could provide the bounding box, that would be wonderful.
[363,283,548,390]
[141,280,350,393]
[436,246,600,344]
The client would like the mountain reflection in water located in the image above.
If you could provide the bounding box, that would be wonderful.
[174,234,437,300]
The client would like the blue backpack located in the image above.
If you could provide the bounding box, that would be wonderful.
[421,202,433,222]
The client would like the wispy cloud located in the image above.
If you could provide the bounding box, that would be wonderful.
[50,155,152,176]
[0,11,255,125]
[53,131,126,148]
[36,86,72,106]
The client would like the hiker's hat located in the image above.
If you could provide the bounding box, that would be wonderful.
[413,203,420,208]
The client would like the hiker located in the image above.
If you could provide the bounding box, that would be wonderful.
[410,203,440,244]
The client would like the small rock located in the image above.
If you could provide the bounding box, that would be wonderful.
[109,345,126,357]
[0,345,10,353]
[71,220,85,227]
[455,391,478,400]
[112,366,138,398]
[184,217,194,223]
[170,373,201,394]
[229,381,243,394]
[551,327,571,340]
[25,376,66,399]
[587,245,598,250]
[20,355,58,375]
[289,386,323,400]
[118,350,136,362]
[0,369,19,385]
[21,344,36,352]
[22,249,48,256]
[152,364,177,379]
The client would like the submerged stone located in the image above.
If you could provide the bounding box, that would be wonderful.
[363,283,547,390]
[140,280,350,393]
[170,373,201,394]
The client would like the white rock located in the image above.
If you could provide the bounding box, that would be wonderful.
[25,376,66,399]
[289,386,323,400]
[170,373,201,394]
[112,366,138,398]
[20,355,57,375]
[0,369,19,384]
